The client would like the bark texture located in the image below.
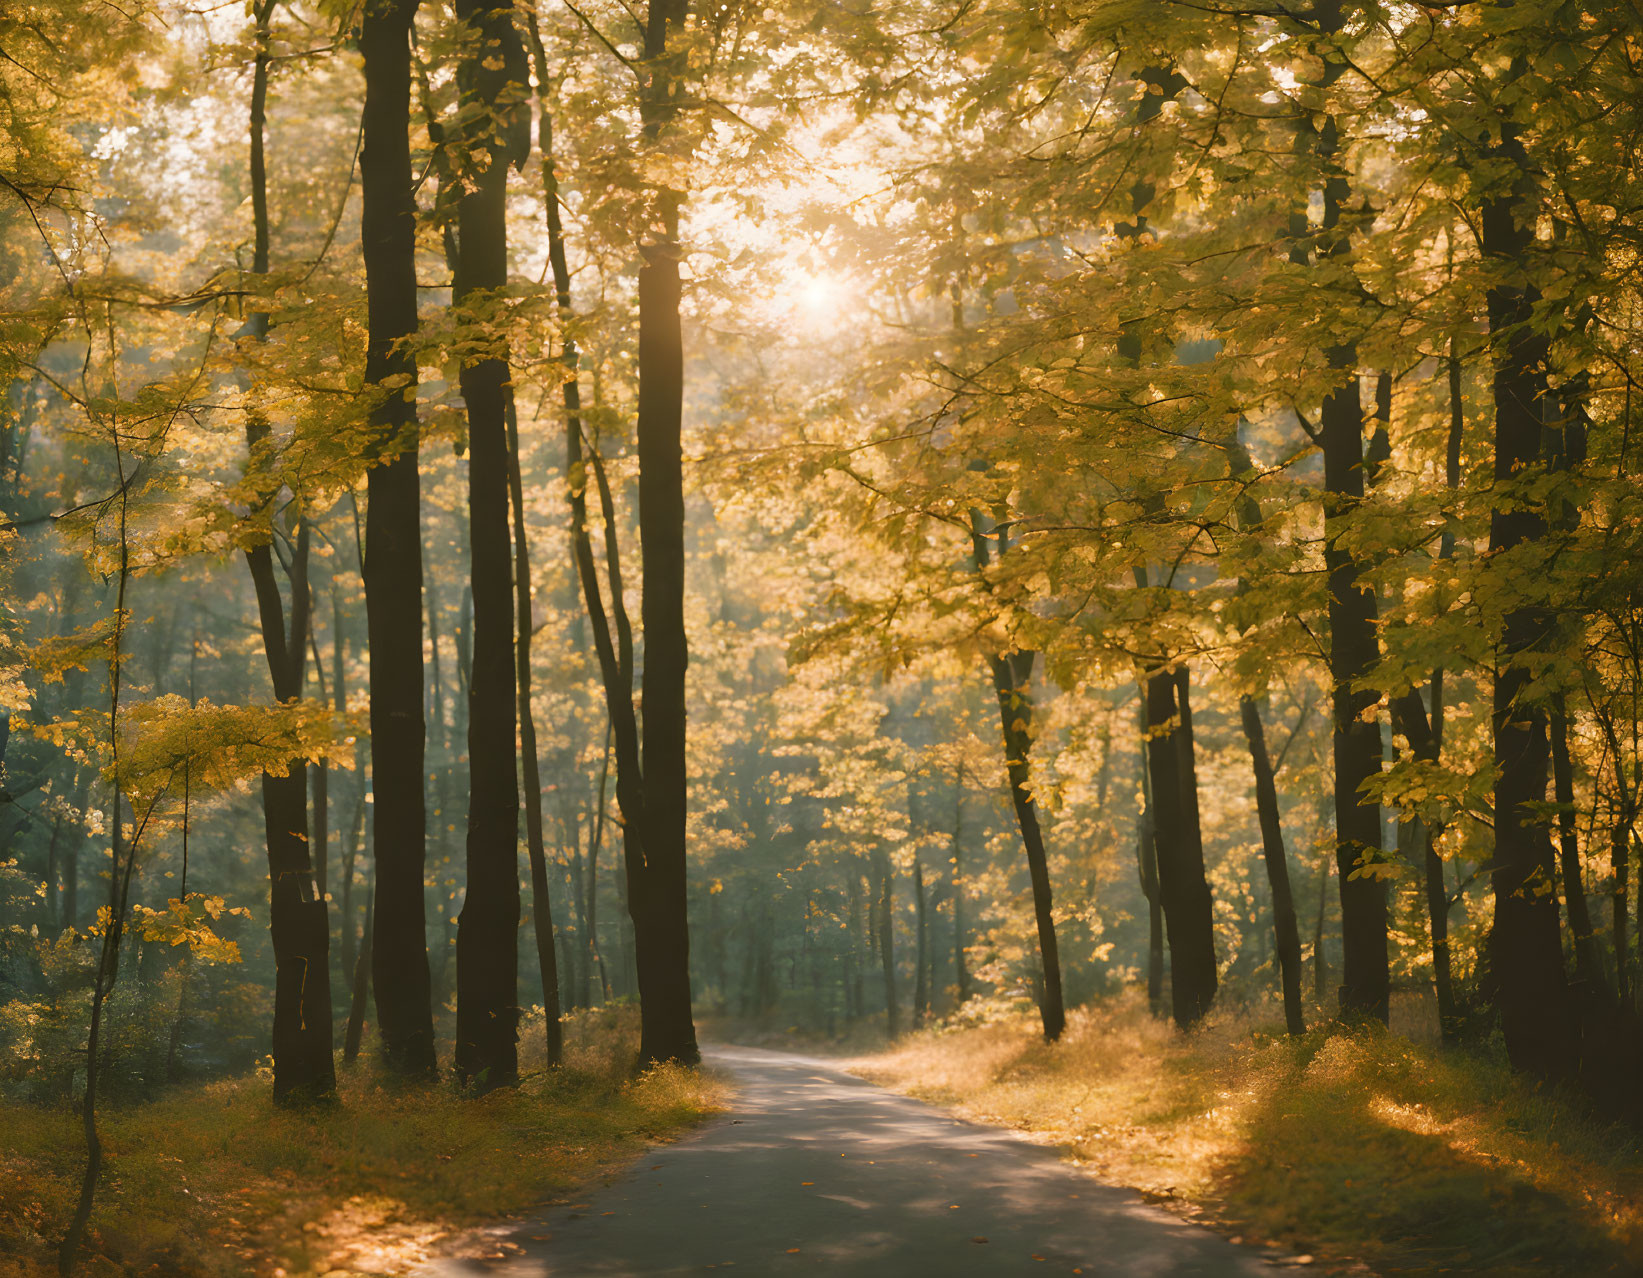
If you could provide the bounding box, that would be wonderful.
[452,0,529,1091]
[1480,67,1574,1078]
[360,0,435,1079]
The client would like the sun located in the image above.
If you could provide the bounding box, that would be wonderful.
[787,270,848,331]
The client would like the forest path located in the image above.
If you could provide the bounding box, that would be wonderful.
[418,1045,1290,1276]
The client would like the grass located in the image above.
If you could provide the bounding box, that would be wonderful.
[852,991,1643,1276]
[0,1006,726,1277]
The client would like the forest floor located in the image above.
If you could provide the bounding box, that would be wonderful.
[0,1007,725,1277]
[851,991,1643,1277]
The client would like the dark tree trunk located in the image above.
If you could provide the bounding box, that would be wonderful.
[875,847,898,1037]
[309,628,330,910]
[1394,686,1460,1043]
[566,820,589,1011]
[846,866,864,1020]
[632,241,699,1062]
[1320,367,1390,1024]
[1417,339,1466,1042]
[1312,853,1332,999]
[1284,14,1390,1025]
[588,730,612,1001]
[913,853,928,1026]
[1480,75,1574,1078]
[507,395,563,1066]
[973,521,1064,1041]
[238,0,334,1105]
[1551,697,1601,987]
[988,650,1066,1042]
[246,514,333,1103]
[1135,696,1164,1017]
[952,762,970,1006]
[452,0,528,1092]
[360,0,435,1079]
[1224,434,1305,1033]
[345,880,374,1064]
[624,0,700,1068]
[1240,698,1306,1035]
[1140,657,1217,1027]
[1612,806,1631,1005]
[1595,721,1636,1006]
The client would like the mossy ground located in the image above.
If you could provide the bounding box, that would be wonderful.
[0,1006,725,1277]
[853,991,1643,1276]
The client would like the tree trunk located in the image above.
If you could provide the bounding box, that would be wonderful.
[1140,659,1217,1027]
[952,762,970,1006]
[1320,367,1390,1024]
[1597,729,1636,1005]
[1135,694,1164,1017]
[345,880,374,1064]
[246,518,333,1103]
[1550,697,1601,987]
[1239,698,1306,1035]
[588,728,612,1000]
[973,521,1064,1041]
[1313,857,1330,1000]
[1283,19,1390,1025]
[565,817,589,1011]
[632,236,699,1062]
[624,0,700,1068]
[507,394,563,1066]
[913,852,928,1026]
[59,391,141,1278]
[1612,809,1631,1005]
[846,867,864,1021]
[359,0,435,1079]
[1394,682,1460,1043]
[875,847,898,1037]
[1481,68,1574,1078]
[532,6,666,1053]
[1418,338,1466,1042]
[452,0,528,1092]
[235,0,335,1105]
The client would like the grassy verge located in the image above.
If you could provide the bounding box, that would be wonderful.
[852,992,1643,1277]
[1,1006,726,1277]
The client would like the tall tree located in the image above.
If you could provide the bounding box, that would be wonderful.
[874,844,898,1036]
[242,0,334,1101]
[452,0,530,1091]
[969,514,1065,1040]
[1135,692,1164,1017]
[951,760,970,1007]
[505,394,563,1066]
[630,0,700,1066]
[1134,568,1217,1028]
[1300,3,1389,1023]
[1479,54,1573,1079]
[1226,432,1306,1035]
[359,0,436,1078]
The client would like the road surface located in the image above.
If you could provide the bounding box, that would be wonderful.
[417,1045,1291,1276]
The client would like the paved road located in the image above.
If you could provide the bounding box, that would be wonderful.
[418,1045,1287,1276]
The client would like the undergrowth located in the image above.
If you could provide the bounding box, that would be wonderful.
[853,990,1643,1276]
[0,1005,725,1277]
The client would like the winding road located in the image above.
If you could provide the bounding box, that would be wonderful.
[417,1045,1290,1276]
